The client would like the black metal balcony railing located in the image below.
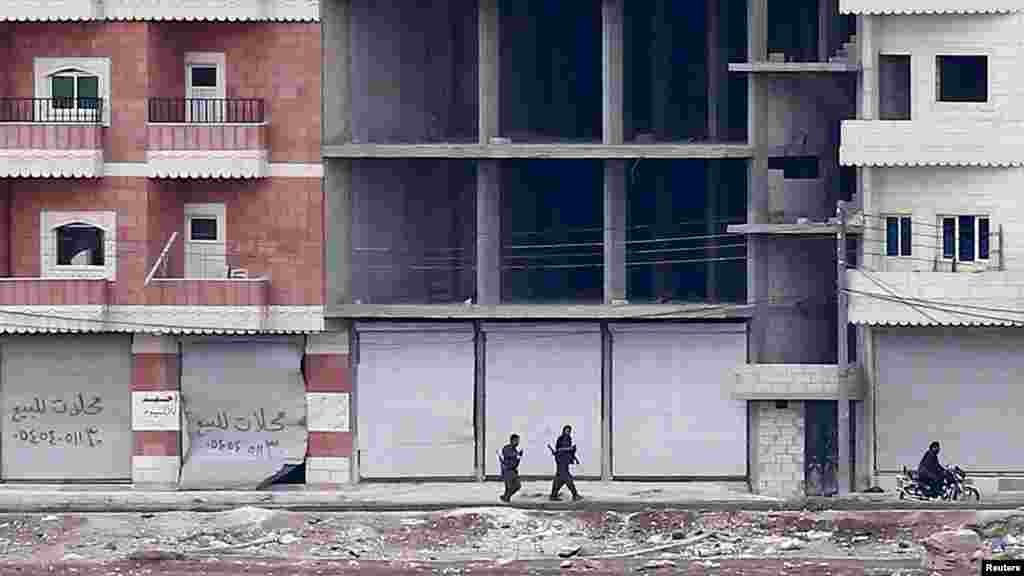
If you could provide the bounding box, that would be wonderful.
[148,98,265,124]
[0,98,104,123]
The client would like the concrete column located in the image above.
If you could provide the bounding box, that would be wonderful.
[325,159,353,307]
[602,0,624,145]
[604,160,627,303]
[705,161,720,302]
[479,0,500,143]
[474,327,486,481]
[818,0,834,62]
[858,16,876,121]
[749,0,767,62]
[131,335,181,488]
[322,0,351,144]
[305,331,354,486]
[601,325,613,480]
[476,160,502,305]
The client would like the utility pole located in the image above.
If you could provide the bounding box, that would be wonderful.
[836,200,851,495]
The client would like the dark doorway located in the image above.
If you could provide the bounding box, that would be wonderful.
[805,400,837,496]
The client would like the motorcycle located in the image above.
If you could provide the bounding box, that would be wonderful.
[897,465,981,502]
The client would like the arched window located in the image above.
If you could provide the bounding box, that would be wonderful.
[56,223,105,266]
[50,68,99,111]
[34,58,110,124]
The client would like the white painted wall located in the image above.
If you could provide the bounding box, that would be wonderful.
[874,13,1024,123]
[871,166,1024,272]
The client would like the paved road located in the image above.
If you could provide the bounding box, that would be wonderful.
[0,558,929,575]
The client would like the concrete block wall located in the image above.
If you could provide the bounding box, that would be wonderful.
[753,400,806,498]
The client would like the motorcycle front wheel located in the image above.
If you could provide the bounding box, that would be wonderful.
[959,486,981,502]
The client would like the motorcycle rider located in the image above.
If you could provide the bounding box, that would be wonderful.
[917,441,948,498]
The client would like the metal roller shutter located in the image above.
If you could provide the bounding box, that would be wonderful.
[876,328,1024,473]
[483,323,602,478]
[1,335,132,481]
[611,323,747,478]
[179,339,307,489]
[356,323,476,478]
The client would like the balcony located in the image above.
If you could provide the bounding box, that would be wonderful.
[0,278,109,333]
[146,98,268,179]
[847,269,1024,326]
[0,98,105,178]
[732,364,864,400]
[841,121,1024,168]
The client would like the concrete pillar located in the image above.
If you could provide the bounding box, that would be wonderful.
[818,0,834,62]
[322,0,351,144]
[749,0,767,62]
[650,0,671,140]
[476,160,502,305]
[131,335,181,488]
[305,331,354,486]
[325,159,353,307]
[604,160,626,303]
[602,0,624,145]
[479,0,500,143]
[601,325,613,480]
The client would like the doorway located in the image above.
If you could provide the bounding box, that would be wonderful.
[184,203,227,279]
[805,400,837,496]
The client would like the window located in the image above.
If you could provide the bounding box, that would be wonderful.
[936,55,988,103]
[56,224,105,266]
[41,211,117,280]
[885,216,912,257]
[879,55,911,120]
[33,57,111,124]
[941,215,990,262]
[189,217,219,242]
[50,71,99,111]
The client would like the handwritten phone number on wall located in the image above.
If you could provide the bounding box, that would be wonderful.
[206,438,280,458]
[12,427,103,448]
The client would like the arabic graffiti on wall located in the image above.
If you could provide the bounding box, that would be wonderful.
[191,430,283,461]
[131,391,180,431]
[11,426,103,448]
[189,408,289,436]
[9,393,104,423]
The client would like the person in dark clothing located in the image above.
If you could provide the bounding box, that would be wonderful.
[499,434,523,502]
[917,441,947,498]
[549,425,583,502]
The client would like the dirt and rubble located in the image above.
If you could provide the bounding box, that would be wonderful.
[0,506,1021,572]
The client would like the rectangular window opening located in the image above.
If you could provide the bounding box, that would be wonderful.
[885,216,912,257]
[879,55,911,120]
[942,215,990,265]
[189,217,219,242]
[767,156,819,179]
[56,224,105,267]
[937,55,988,103]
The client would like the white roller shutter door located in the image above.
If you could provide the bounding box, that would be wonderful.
[876,328,1024,473]
[179,339,307,489]
[611,323,747,477]
[1,335,132,481]
[356,323,476,478]
[484,323,602,478]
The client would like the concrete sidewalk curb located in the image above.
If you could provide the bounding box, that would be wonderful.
[0,491,1023,513]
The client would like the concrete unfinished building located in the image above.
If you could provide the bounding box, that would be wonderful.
[321,0,861,495]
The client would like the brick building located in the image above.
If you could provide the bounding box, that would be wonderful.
[0,0,350,488]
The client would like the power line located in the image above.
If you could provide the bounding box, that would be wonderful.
[843,288,1024,326]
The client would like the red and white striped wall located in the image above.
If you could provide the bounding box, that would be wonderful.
[304,331,353,485]
[130,335,181,486]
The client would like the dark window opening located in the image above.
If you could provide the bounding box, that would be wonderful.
[937,55,988,103]
[839,166,856,202]
[958,215,975,262]
[979,217,990,260]
[879,55,911,120]
[767,0,818,62]
[190,217,219,241]
[942,217,955,259]
[768,156,819,179]
[56,223,105,266]
[190,66,218,88]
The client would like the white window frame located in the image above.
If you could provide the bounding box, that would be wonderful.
[939,214,991,264]
[41,211,117,280]
[33,57,111,125]
[883,214,913,258]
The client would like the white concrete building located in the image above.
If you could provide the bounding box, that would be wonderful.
[842,1,1024,495]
